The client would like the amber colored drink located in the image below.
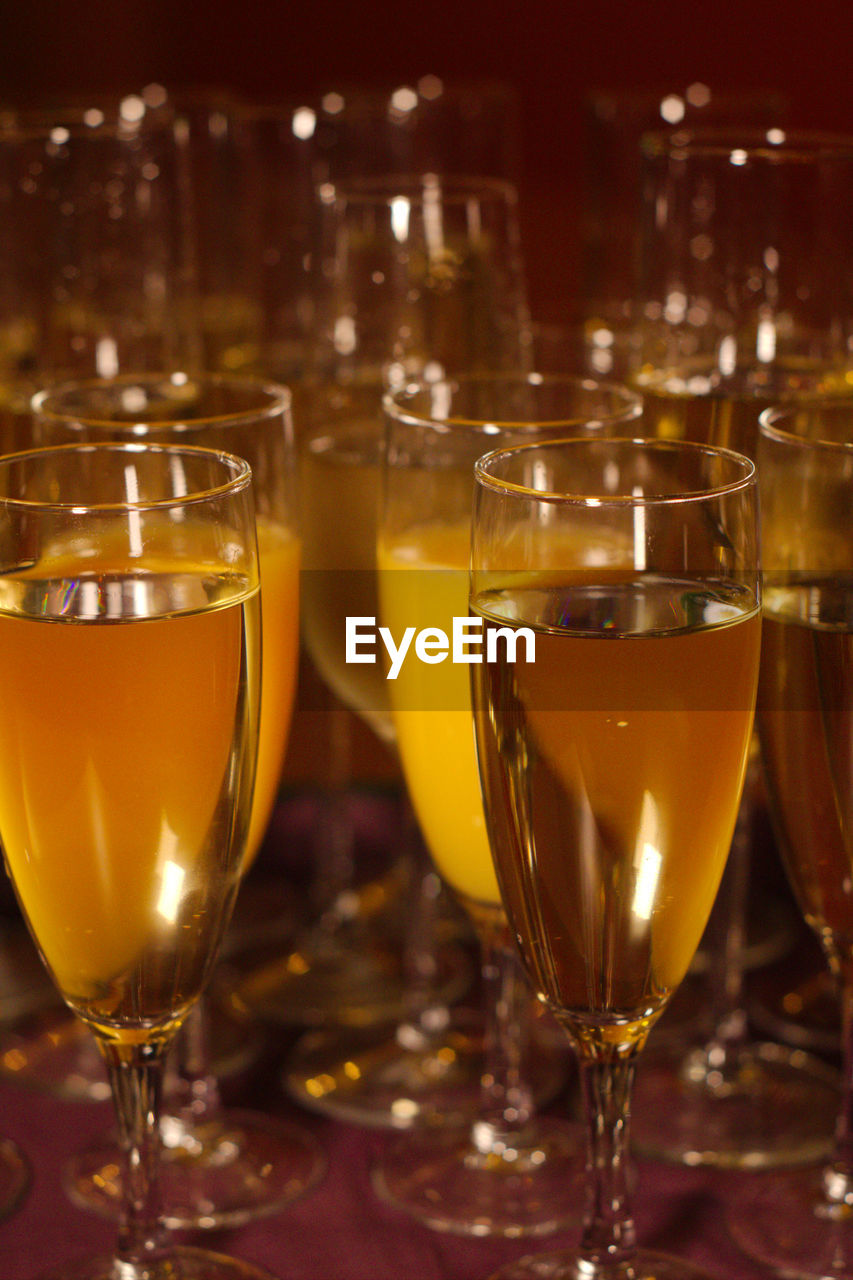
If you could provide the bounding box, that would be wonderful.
[0,539,259,1043]
[471,577,760,1048]
[758,580,853,969]
[247,517,300,864]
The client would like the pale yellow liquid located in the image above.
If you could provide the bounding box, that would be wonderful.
[378,522,497,905]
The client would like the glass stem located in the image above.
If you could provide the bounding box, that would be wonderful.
[163,1000,221,1146]
[823,973,853,1209]
[100,1035,172,1273]
[577,1049,638,1274]
[697,747,760,1078]
[472,919,534,1152]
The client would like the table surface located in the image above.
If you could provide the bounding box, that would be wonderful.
[0,1012,792,1280]
[0,791,834,1280]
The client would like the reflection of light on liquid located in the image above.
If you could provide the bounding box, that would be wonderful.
[632,793,663,921]
[157,860,186,924]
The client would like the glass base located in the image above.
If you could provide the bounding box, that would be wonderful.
[0,996,265,1103]
[488,1247,721,1279]
[631,1039,838,1168]
[34,1243,277,1280]
[372,1118,584,1237]
[63,1109,325,1230]
[232,930,471,1030]
[0,1135,29,1220]
[727,1166,853,1279]
[284,1007,566,1129]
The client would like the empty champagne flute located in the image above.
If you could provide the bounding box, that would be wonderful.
[0,440,273,1280]
[728,401,853,1278]
[31,373,324,1229]
[470,434,761,1279]
[371,371,640,1235]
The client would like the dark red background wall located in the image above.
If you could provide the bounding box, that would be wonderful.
[2,0,851,321]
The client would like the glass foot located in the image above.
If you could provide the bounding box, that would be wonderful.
[488,1247,721,1279]
[232,928,471,1030]
[0,1135,29,1220]
[631,1039,838,1168]
[34,1243,277,1279]
[372,1118,584,1237]
[63,1109,325,1229]
[727,1166,853,1280]
[0,994,264,1103]
[285,1006,566,1129]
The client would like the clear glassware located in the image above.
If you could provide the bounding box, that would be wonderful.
[0,440,275,1279]
[469,433,761,1279]
[0,94,203,1103]
[371,371,641,1235]
[627,128,853,1167]
[727,401,853,1279]
[248,172,536,1127]
[30,374,325,1227]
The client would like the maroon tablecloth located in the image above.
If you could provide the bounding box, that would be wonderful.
[0,1045,780,1280]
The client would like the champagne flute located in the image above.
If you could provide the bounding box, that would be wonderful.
[0,440,273,1280]
[0,95,203,1100]
[31,373,324,1228]
[728,401,853,1278]
[469,433,761,1279]
[372,371,641,1235]
[628,127,853,1166]
[254,173,533,1128]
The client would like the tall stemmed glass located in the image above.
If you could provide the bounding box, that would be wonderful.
[469,434,761,1279]
[628,128,853,1167]
[728,401,853,1278]
[0,440,272,1280]
[372,371,641,1235]
[261,173,533,1128]
[31,374,324,1229]
[0,95,202,1101]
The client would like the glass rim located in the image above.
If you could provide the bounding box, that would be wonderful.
[31,372,291,433]
[759,401,853,454]
[640,126,853,163]
[327,171,519,206]
[0,102,179,143]
[383,371,642,433]
[0,440,253,513]
[473,435,756,506]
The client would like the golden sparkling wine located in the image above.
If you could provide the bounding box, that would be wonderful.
[246,516,300,865]
[377,521,498,907]
[0,529,260,1044]
[758,580,853,969]
[471,576,760,1050]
